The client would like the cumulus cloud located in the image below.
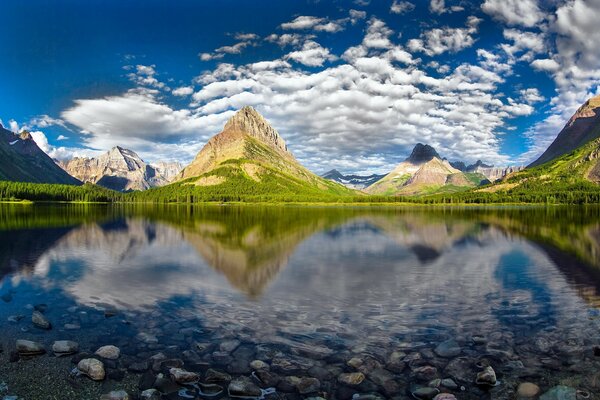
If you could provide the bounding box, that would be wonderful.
[266,33,315,48]
[172,86,194,96]
[127,64,166,90]
[200,36,259,61]
[284,41,338,67]
[481,0,545,27]
[390,1,415,14]
[280,16,345,33]
[408,16,481,56]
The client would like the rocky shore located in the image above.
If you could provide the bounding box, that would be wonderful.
[1,299,600,400]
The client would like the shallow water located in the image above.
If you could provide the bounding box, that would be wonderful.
[0,204,600,399]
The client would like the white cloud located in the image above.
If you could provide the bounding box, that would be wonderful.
[520,88,545,104]
[349,9,367,24]
[501,29,545,62]
[391,1,415,14]
[200,37,258,61]
[530,58,560,72]
[430,0,447,14]
[57,135,68,140]
[266,33,314,47]
[172,86,194,96]
[127,64,166,90]
[481,0,545,27]
[285,41,338,67]
[280,16,345,33]
[408,16,481,56]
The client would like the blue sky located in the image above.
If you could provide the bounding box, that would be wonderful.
[1,0,599,174]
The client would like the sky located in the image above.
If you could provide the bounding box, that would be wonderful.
[1,0,599,174]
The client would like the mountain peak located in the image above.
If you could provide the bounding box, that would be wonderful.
[223,106,289,155]
[19,130,32,140]
[406,143,440,164]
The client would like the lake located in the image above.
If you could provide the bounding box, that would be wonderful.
[0,204,599,400]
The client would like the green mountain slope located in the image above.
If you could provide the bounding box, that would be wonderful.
[128,107,355,202]
[0,125,80,185]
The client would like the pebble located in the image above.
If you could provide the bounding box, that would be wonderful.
[16,340,45,356]
[95,345,120,360]
[539,386,577,400]
[434,339,461,358]
[140,388,161,400]
[78,358,106,381]
[31,310,51,330]
[518,382,541,398]
[412,386,440,400]
[100,390,130,400]
[476,366,497,386]
[205,368,232,383]
[169,368,199,384]
[286,376,320,394]
[136,332,158,344]
[338,372,365,386]
[228,376,262,398]
[249,359,269,370]
[52,340,79,357]
[220,339,240,353]
[434,394,457,400]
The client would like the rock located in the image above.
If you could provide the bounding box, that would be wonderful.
[286,376,320,394]
[169,368,199,384]
[136,332,158,344]
[220,339,240,353]
[338,372,365,386]
[7,315,24,323]
[205,368,232,383]
[154,373,180,394]
[228,376,262,398]
[32,310,51,330]
[52,340,79,356]
[250,359,269,370]
[95,345,120,360]
[518,382,541,398]
[441,378,458,390]
[198,383,224,397]
[476,366,497,386]
[433,394,456,400]
[16,339,45,356]
[412,386,440,400]
[434,339,461,358]
[140,388,161,400]
[100,390,130,400]
[539,386,576,400]
[78,358,106,381]
[128,360,150,372]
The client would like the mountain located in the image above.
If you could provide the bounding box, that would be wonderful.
[321,169,385,189]
[0,124,80,185]
[366,143,485,195]
[530,94,600,167]
[168,106,353,198]
[59,146,182,191]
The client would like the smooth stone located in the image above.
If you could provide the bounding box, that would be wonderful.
[476,366,497,386]
[140,388,161,400]
[16,340,45,356]
[286,376,320,394]
[441,378,458,390]
[96,345,120,360]
[100,390,130,400]
[198,383,224,397]
[518,382,541,398]
[169,368,199,384]
[137,332,158,344]
[220,339,240,353]
[52,340,79,356]
[412,386,440,400]
[32,310,51,330]
[205,368,232,383]
[434,339,461,358]
[250,359,269,370]
[78,358,106,381]
[338,372,365,386]
[433,394,456,400]
[228,376,262,398]
[539,386,576,400]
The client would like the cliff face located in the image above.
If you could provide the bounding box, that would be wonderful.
[60,146,181,191]
[530,95,600,167]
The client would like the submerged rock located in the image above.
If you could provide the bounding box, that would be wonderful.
[205,368,232,383]
[517,382,541,398]
[228,376,262,398]
[411,386,440,400]
[169,368,199,384]
[140,388,161,400]
[95,345,120,360]
[539,386,577,400]
[16,340,46,356]
[32,310,51,330]
[338,372,365,386]
[100,390,130,400]
[434,339,461,358]
[78,358,106,381]
[52,340,79,357]
[475,366,497,386]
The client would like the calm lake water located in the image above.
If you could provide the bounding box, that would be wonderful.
[0,204,600,400]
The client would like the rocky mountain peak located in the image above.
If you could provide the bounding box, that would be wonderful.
[223,106,289,154]
[568,94,600,125]
[19,130,32,140]
[406,143,441,164]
